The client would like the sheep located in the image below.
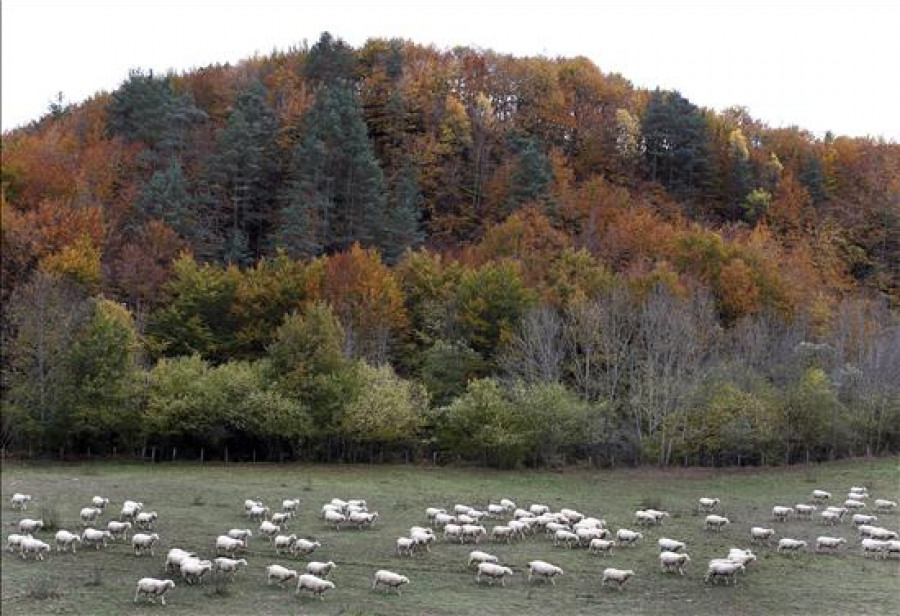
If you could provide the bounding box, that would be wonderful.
[861,538,889,559]
[227,528,252,543]
[166,548,198,572]
[461,524,487,544]
[11,494,33,510]
[457,513,476,525]
[727,548,757,567]
[121,500,144,522]
[825,505,848,518]
[248,504,270,522]
[850,486,869,494]
[454,504,473,515]
[396,537,415,556]
[812,490,832,502]
[772,505,794,522]
[243,499,262,511]
[500,498,516,511]
[18,518,44,534]
[616,529,643,546]
[132,533,160,557]
[80,507,103,526]
[215,535,245,557]
[213,557,247,579]
[20,537,51,560]
[554,529,580,548]
[476,562,514,586]
[635,511,657,526]
[869,528,899,541]
[886,540,900,558]
[491,525,514,543]
[645,509,670,524]
[295,574,335,600]
[705,560,744,585]
[659,538,687,553]
[134,578,175,605]
[821,511,842,526]
[589,538,615,555]
[848,490,869,501]
[330,498,349,511]
[443,524,463,542]
[349,511,379,530]
[107,520,132,540]
[874,499,897,512]
[468,550,498,568]
[508,520,531,539]
[545,521,571,535]
[602,568,635,590]
[180,558,213,585]
[410,530,434,553]
[529,504,550,515]
[750,527,776,545]
[306,561,337,578]
[858,524,879,538]
[852,513,878,526]
[321,503,342,518]
[259,520,281,541]
[348,499,367,509]
[577,517,605,529]
[527,560,564,584]
[699,497,720,512]
[271,512,293,528]
[705,515,730,531]
[266,564,298,587]
[426,507,446,521]
[372,569,410,595]
[795,504,817,519]
[487,504,506,517]
[844,499,866,510]
[560,508,584,523]
[815,536,846,552]
[135,511,158,530]
[81,528,112,549]
[434,512,457,527]
[324,509,346,530]
[91,496,109,510]
[777,538,807,556]
[282,498,300,513]
[53,530,81,554]
[7,534,31,553]
[409,526,434,537]
[291,538,321,556]
[274,534,298,555]
[576,527,606,546]
[513,508,534,520]
[659,551,691,575]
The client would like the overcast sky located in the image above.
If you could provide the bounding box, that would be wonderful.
[3,0,898,140]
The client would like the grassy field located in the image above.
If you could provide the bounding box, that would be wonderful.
[2,458,899,615]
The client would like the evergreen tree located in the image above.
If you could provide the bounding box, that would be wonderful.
[136,157,195,236]
[381,161,424,263]
[504,133,554,217]
[304,31,357,86]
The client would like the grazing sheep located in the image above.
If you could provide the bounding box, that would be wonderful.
[772,506,794,522]
[529,504,550,516]
[513,508,534,520]
[869,528,899,541]
[165,548,198,572]
[576,527,606,546]
[11,493,33,510]
[434,513,457,527]
[271,512,293,528]
[215,535,245,557]
[491,525,514,543]
[426,507,446,521]
[81,528,112,549]
[616,529,643,546]
[396,537,415,556]
[227,528,252,543]
[815,536,846,552]
[699,497,720,512]
[20,537,51,560]
[213,557,247,578]
[508,520,531,539]
[54,530,82,553]
[349,511,379,530]
[461,524,487,544]
[372,570,410,595]
[266,564,298,586]
[457,513,476,525]
[750,527,775,545]
[180,558,213,585]
[274,534,298,555]
[849,490,869,501]
[132,533,159,557]
[705,515,730,531]
[660,551,691,575]
[91,496,109,510]
[858,524,879,538]
[527,560,564,584]
[777,538,807,556]
[411,531,435,553]
[635,511,657,526]
[885,540,900,558]
[821,511,842,526]
[560,508,584,523]
[825,505,848,518]
[330,498,349,511]
[812,490,831,502]
[487,504,506,517]
[476,562,514,586]
[645,509,670,524]
[500,499,516,511]
[259,520,281,541]
[135,511,158,530]
[243,499,262,511]
[844,499,866,510]
[853,513,878,526]
[321,503,342,518]
[659,538,687,552]
[454,504,473,515]
[324,509,346,530]
[282,498,300,513]
[80,507,103,526]
[134,578,175,605]
[468,550,498,567]
[602,568,635,590]
[874,499,897,512]
[291,538,321,556]
[19,518,44,534]
[107,520,132,541]
[444,524,463,542]
[861,538,889,559]
[705,560,744,585]
[795,504,817,519]
[589,538,615,555]
[554,529,580,548]
[121,500,143,522]
[306,561,337,578]
[296,574,335,600]
[7,534,31,552]
[727,548,756,567]
[248,504,270,522]
[348,499,367,509]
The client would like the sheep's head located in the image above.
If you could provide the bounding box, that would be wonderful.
[164,580,176,590]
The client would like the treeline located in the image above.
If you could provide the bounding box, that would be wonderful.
[2,33,899,466]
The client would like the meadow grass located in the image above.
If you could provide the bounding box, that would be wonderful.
[2,458,899,615]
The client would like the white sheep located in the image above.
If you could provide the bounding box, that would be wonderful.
[858,524,879,538]
[468,550,498,568]
[132,533,159,556]
[811,490,831,502]
[527,560,564,584]
[869,527,899,541]
[7,534,31,552]
[513,508,534,520]
[795,504,817,519]
[213,557,248,578]
[349,511,379,530]
[81,528,112,549]
[248,504,270,522]
[259,520,281,541]
[91,496,109,510]
[348,499,367,509]
[434,512,457,527]
[274,534,298,555]
[80,507,103,526]
[885,540,900,558]
[292,538,321,556]
[660,551,691,575]
[180,558,213,585]
[19,518,44,534]
[698,497,720,511]
[602,567,635,590]
[487,504,506,517]
[135,511,158,530]
[227,528,252,543]
[750,527,775,545]
[324,509,346,530]
[491,525,514,543]
[634,511,657,526]
[576,527,606,546]
[396,536,415,556]
[476,562,514,586]
[215,535,244,557]
[11,494,33,510]
[554,529,580,548]
[121,500,143,521]
[825,505,848,518]
[443,524,463,541]
[295,574,335,600]
[425,507,446,521]
[852,513,878,526]
[54,530,82,553]
[658,537,686,552]
[330,498,349,511]
[727,548,756,567]
[107,520,132,540]
[848,490,869,501]
[271,511,292,528]
[589,538,615,555]
[306,561,337,578]
[282,498,300,513]
[815,536,846,552]
[461,524,486,544]
[508,520,531,539]
[243,499,262,511]
[705,515,730,531]
[372,569,410,595]
[20,537,51,560]
[410,530,434,553]
[874,499,897,512]
[705,560,744,585]
[645,509,670,523]
[500,498,516,511]
[529,504,550,515]
[560,508,584,523]
[321,503,342,518]
[772,506,794,522]
[820,511,842,526]
[545,521,570,535]
[844,499,866,510]
[777,538,807,555]
[616,529,643,546]
[134,578,175,605]
[861,538,888,559]
[453,504,472,515]
[457,513,476,525]
[166,548,198,572]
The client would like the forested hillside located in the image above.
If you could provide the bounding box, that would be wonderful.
[2,33,898,466]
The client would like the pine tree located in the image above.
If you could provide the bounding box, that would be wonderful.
[504,133,554,217]
[136,157,195,235]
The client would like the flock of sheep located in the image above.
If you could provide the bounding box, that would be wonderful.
[5,482,899,606]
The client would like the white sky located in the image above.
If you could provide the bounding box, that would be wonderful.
[2,0,898,140]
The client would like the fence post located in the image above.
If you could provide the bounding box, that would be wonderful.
[173,447,177,462]
[200,448,205,464]
[151,446,156,463]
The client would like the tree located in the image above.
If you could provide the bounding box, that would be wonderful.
[303,32,358,87]
[135,157,199,241]
[502,133,553,217]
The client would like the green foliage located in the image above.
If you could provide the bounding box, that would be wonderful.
[419,340,486,407]
[304,31,358,86]
[340,363,426,445]
[742,188,772,224]
[503,133,554,216]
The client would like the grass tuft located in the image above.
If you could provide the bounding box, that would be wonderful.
[26,577,61,600]
[84,564,104,587]
[38,502,60,532]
